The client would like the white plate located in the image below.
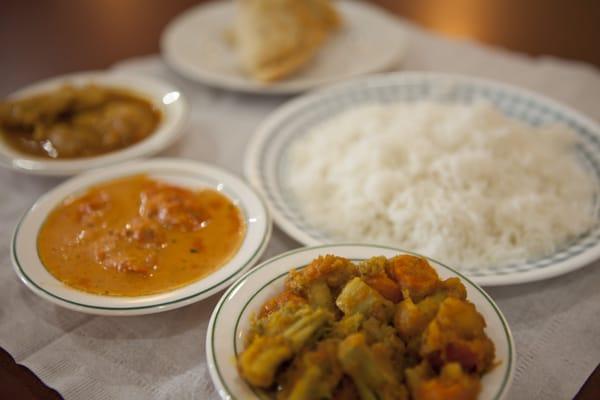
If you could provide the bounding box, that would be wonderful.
[160,0,407,95]
[11,158,271,316]
[207,244,515,400]
[244,72,600,286]
[0,72,189,176]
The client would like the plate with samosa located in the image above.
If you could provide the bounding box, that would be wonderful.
[161,0,407,94]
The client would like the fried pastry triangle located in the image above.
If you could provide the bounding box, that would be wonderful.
[232,0,341,82]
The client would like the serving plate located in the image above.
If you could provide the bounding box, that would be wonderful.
[207,244,515,400]
[160,0,407,95]
[11,158,271,316]
[244,72,600,286]
[0,71,189,176]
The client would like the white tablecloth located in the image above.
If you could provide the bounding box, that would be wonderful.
[1,11,600,400]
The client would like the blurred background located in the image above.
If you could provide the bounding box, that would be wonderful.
[1,0,599,95]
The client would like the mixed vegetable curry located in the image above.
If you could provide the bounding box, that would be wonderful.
[0,84,160,158]
[238,255,496,400]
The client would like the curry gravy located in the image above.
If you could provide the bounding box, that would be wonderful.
[37,175,245,296]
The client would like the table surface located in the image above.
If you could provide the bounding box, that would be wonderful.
[1,1,599,399]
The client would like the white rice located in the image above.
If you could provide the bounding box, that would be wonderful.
[287,102,597,269]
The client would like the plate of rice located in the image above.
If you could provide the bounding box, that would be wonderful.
[244,73,600,286]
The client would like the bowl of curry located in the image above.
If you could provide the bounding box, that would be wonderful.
[11,158,271,315]
[0,71,188,175]
[207,244,515,400]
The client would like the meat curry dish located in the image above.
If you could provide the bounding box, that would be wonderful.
[238,255,496,400]
[37,175,245,296]
[0,84,160,159]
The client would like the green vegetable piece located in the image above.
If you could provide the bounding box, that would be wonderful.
[239,306,333,388]
[283,307,333,351]
[338,333,408,400]
[336,277,395,322]
[332,314,364,338]
[239,335,292,388]
[280,340,342,400]
[306,280,336,313]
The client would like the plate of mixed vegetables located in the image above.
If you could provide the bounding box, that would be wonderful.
[207,244,515,400]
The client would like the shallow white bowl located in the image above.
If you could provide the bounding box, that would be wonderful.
[0,71,189,176]
[11,158,271,316]
[161,0,407,95]
[207,244,515,400]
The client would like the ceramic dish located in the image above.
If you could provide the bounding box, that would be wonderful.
[160,0,407,95]
[0,71,189,176]
[244,72,600,286]
[11,158,271,316]
[207,244,515,400]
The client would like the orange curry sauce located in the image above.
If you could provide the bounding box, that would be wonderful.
[37,174,245,296]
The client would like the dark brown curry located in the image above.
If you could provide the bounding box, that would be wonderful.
[0,84,161,159]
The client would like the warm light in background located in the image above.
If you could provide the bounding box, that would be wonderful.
[1,0,598,97]
[407,0,489,39]
[370,0,599,63]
